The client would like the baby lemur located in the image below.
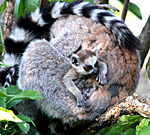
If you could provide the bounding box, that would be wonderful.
[63,45,107,107]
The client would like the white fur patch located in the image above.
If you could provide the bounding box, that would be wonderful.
[51,2,65,18]
[105,16,119,22]
[73,2,90,16]
[9,27,34,42]
[84,56,97,67]
[2,53,19,65]
[30,8,47,26]
[90,9,104,21]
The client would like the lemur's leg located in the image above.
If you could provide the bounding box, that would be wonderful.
[63,68,85,107]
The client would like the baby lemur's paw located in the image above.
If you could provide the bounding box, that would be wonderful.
[83,88,90,100]
[96,74,107,85]
[77,96,86,107]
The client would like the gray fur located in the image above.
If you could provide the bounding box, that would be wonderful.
[17,39,105,123]
[17,16,140,124]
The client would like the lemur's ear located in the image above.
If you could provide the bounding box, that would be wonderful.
[70,54,80,66]
[92,44,102,56]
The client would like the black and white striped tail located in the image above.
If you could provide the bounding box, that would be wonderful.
[4,1,140,66]
[0,65,19,88]
[57,1,140,50]
[2,1,140,87]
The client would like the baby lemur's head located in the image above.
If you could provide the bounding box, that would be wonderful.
[70,44,101,75]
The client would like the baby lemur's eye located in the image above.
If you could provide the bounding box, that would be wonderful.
[72,57,79,66]
[84,65,93,72]
[94,61,99,67]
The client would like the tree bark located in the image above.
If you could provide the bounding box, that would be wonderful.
[3,0,15,54]
[139,16,150,68]
[68,93,150,135]
[121,0,130,21]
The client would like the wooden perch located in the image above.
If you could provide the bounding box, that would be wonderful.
[60,93,150,135]
[121,0,130,21]
[99,93,150,124]
[139,15,150,68]
[3,0,15,54]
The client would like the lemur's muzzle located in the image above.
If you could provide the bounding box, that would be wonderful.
[92,67,98,75]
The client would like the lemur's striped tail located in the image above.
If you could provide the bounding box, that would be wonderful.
[0,65,19,88]
[1,1,140,87]
[4,1,140,65]
[58,1,140,50]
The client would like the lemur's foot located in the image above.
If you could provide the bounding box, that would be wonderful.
[77,97,86,107]
[83,87,97,101]
[96,74,107,85]
[83,88,91,100]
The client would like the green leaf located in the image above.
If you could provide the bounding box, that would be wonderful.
[0,0,6,17]
[0,0,6,47]
[97,115,142,135]
[8,90,44,100]
[2,87,7,94]
[6,85,22,95]
[0,107,22,122]
[136,118,150,135]
[6,90,44,108]
[14,0,24,18]
[146,57,150,70]
[0,89,8,97]
[17,115,35,126]
[0,43,3,57]
[0,97,6,108]
[137,126,150,135]
[23,0,39,15]
[146,57,150,79]
[117,0,142,19]
[148,67,150,79]
[16,121,30,134]
[123,128,135,135]
[118,115,142,127]
[129,2,142,19]
[6,100,22,109]
[14,0,39,18]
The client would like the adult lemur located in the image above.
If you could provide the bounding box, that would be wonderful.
[0,1,140,104]
[0,1,141,131]
[0,1,139,80]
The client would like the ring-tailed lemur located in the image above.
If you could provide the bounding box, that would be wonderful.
[63,44,107,107]
[0,1,140,88]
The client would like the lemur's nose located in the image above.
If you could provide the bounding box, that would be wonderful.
[93,68,98,74]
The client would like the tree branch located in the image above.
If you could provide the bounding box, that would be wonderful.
[3,0,15,54]
[74,93,150,135]
[139,16,150,68]
[121,0,130,21]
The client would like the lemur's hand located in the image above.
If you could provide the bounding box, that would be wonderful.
[77,96,86,107]
[96,73,107,85]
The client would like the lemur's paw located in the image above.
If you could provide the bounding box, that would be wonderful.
[83,88,91,100]
[77,97,86,107]
[96,74,107,85]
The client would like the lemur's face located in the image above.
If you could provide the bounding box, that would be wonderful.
[71,50,99,75]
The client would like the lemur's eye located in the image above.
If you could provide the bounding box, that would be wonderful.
[72,57,79,66]
[94,61,99,67]
[84,65,93,72]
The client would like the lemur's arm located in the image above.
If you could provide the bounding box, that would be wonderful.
[96,61,108,85]
[63,68,85,107]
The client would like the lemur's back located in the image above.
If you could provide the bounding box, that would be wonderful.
[18,15,140,123]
